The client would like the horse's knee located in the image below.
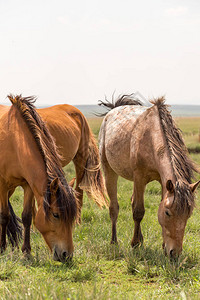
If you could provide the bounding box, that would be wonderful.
[132,208,145,222]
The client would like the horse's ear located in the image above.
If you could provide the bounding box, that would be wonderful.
[190,180,200,193]
[50,178,59,195]
[166,180,174,193]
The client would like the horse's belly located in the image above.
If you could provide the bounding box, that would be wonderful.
[104,126,134,181]
[108,155,133,181]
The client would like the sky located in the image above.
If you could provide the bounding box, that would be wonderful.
[0,0,200,106]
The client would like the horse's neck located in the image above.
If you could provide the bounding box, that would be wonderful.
[145,106,176,188]
[158,152,176,194]
[9,108,48,198]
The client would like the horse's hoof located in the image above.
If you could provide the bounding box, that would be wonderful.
[131,241,140,248]
[21,246,31,252]
[22,252,32,260]
[111,239,118,245]
[131,238,143,248]
[0,245,6,253]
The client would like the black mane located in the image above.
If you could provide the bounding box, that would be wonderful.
[98,93,143,116]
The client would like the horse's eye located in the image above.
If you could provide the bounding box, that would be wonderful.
[165,210,170,217]
[52,213,60,219]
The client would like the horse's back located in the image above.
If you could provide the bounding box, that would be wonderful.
[38,104,83,127]
[99,105,148,180]
[37,104,89,166]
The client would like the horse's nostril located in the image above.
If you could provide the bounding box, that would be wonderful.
[62,251,67,260]
[53,248,59,261]
[170,249,174,257]
[61,251,73,262]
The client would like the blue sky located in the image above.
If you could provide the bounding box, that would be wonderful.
[0,0,200,105]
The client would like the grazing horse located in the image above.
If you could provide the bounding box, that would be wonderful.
[99,95,200,258]
[17,104,108,225]
[37,104,108,221]
[0,95,77,262]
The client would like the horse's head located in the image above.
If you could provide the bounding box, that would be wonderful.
[34,178,77,262]
[158,179,200,258]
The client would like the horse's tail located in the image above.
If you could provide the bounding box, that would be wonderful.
[79,124,108,208]
[7,200,22,247]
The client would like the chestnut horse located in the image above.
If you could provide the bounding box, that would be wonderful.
[99,95,200,258]
[0,95,77,262]
[18,104,108,225]
[4,99,107,252]
[37,104,108,220]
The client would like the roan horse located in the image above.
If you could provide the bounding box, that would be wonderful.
[99,95,200,258]
[0,95,77,262]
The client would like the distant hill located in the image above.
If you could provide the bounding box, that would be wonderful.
[75,104,200,117]
[1,102,199,117]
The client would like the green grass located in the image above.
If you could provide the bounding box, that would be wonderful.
[175,117,200,152]
[1,117,200,299]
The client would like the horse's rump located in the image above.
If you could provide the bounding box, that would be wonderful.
[38,104,108,208]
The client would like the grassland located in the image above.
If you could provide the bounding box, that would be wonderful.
[0,117,200,299]
[176,117,200,153]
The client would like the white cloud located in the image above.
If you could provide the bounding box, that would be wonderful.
[165,6,188,17]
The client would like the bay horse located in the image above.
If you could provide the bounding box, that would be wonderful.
[99,95,200,258]
[0,95,77,262]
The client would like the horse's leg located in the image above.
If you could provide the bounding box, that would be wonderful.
[32,198,37,226]
[0,183,9,252]
[131,177,145,247]
[72,159,84,224]
[21,184,34,254]
[103,162,119,244]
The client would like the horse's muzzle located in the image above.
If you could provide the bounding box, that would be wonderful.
[163,243,180,259]
[53,246,73,263]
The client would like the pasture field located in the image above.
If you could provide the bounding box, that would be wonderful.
[0,117,200,299]
[175,117,200,152]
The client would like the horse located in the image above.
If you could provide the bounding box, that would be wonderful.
[36,104,108,221]
[98,94,200,258]
[15,103,108,226]
[0,95,77,262]
[3,98,107,254]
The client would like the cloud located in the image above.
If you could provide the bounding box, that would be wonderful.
[165,6,188,17]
